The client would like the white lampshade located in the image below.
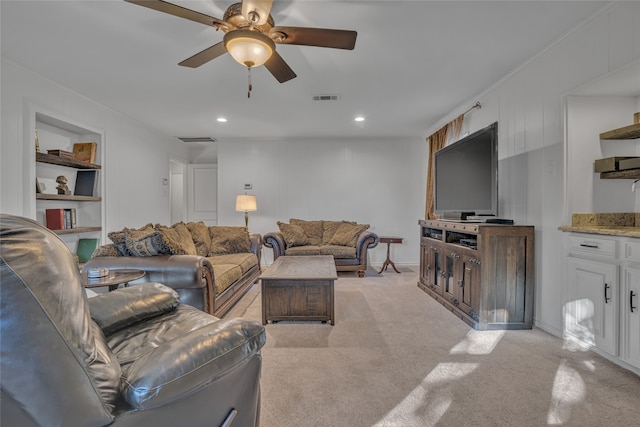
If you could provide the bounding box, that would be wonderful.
[224,30,274,68]
[235,194,257,212]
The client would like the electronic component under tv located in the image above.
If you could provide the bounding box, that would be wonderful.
[434,122,498,218]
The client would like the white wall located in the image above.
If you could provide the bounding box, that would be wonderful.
[1,58,190,236]
[423,1,640,336]
[217,137,427,267]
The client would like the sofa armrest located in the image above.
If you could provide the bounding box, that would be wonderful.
[249,232,262,267]
[356,231,379,259]
[122,317,266,410]
[263,232,286,259]
[89,283,180,336]
[84,255,212,290]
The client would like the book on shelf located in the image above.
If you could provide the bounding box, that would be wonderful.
[74,170,99,197]
[73,142,97,164]
[64,208,77,229]
[76,238,99,263]
[45,208,65,230]
[47,149,74,159]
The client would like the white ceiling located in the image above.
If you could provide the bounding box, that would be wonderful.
[1,1,609,142]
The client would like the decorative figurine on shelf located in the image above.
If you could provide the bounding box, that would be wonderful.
[56,175,71,195]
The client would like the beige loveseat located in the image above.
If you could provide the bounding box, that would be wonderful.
[84,221,261,317]
[263,219,378,277]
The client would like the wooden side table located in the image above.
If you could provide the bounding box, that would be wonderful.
[378,236,403,274]
[82,269,145,291]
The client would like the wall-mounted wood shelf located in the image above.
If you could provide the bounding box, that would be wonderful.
[600,123,640,140]
[52,226,102,235]
[36,152,101,169]
[36,194,101,202]
[599,169,640,179]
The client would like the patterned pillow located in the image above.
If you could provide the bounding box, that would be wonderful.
[208,226,252,255]
[92,244,122,258]
[124,224,172,256]
[278,222,310,248]
[156,222,197,255]
[290,219,323,246]
[328,223,370,247]
[186,221,211,257]
[322,220,356,246]
[108,223,154,256]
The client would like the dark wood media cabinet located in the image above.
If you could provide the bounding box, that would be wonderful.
[418,220,534,330]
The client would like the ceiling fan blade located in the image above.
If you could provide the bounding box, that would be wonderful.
[179,42,227,68]
[271,26,357,50]
[264,51,296,83]
[241,0,273,26]
[125,0,228,29]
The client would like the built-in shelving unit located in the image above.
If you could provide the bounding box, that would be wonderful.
[28,108,105,243]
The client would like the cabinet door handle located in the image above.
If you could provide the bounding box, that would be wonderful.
[631,291,637,313]
[604,283,610,304]
[579,243,599,249]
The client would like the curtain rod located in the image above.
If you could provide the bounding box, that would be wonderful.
[463,101,481,116]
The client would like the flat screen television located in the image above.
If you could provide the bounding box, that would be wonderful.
[434,121,498,218]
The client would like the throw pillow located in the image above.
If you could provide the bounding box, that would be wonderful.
[208,226,252,255]
[328,222,370,247]
[322,220,356,246]
[278,222,310,247]
[92,244,122,258]
[186,221,211,257]
[156,222,197,255]
[108,223,154,256]
[124,224,172,256]
[290,219,323,246]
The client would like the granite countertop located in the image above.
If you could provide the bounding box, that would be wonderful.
[559,213,640,237]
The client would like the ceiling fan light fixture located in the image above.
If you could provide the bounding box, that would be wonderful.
[224,30,275,68]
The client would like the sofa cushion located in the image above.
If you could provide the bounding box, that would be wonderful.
[284,245,321,256]
[321,220,356,245]
[211,264,243,295]
[278,222,310,247]
[320,245,357,259]
[290,219,323,246]
[328,222,370,247]
[208,253,258,275]
[208,226,251,255]
[186,221,211,257]
[156,222,197,255]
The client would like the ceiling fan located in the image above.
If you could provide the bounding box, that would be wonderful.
[125,0,357,94]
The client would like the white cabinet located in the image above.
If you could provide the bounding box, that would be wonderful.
[565,257,618,356]
[563,233,640,375]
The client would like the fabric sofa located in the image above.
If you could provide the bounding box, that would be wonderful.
[84,221,261,317]
[263,219,379,277]
[0,214,266,427]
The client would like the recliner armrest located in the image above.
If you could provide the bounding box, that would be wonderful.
[89,283,180,335]
[122,316,266,410]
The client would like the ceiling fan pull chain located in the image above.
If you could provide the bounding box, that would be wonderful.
[247,66,253,98]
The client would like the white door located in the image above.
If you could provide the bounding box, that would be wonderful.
[187,164,217,224]
[565,257,618,356]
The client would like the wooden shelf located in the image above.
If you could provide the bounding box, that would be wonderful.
[599,169,640,179]
[36,152,101,169]
[600,123,640,140]
[37,194,101,202]
[52,226,102,235]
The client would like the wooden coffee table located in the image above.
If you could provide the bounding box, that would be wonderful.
[260,255,337,325]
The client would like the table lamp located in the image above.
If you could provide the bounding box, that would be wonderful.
[235,194,257,229]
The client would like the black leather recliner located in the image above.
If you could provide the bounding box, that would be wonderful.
[0,214,266,427]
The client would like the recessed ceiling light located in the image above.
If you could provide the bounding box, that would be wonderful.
[354,116,365,122]
[217,117,227,123]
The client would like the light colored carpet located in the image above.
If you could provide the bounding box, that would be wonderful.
[225,266,640,427]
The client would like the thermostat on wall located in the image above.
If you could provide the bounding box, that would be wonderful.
[244,184,252,190]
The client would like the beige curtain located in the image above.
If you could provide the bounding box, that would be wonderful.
[424,114,464,219]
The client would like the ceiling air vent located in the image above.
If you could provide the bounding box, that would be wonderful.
[177,137,217,143]
[312,94,340,101]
